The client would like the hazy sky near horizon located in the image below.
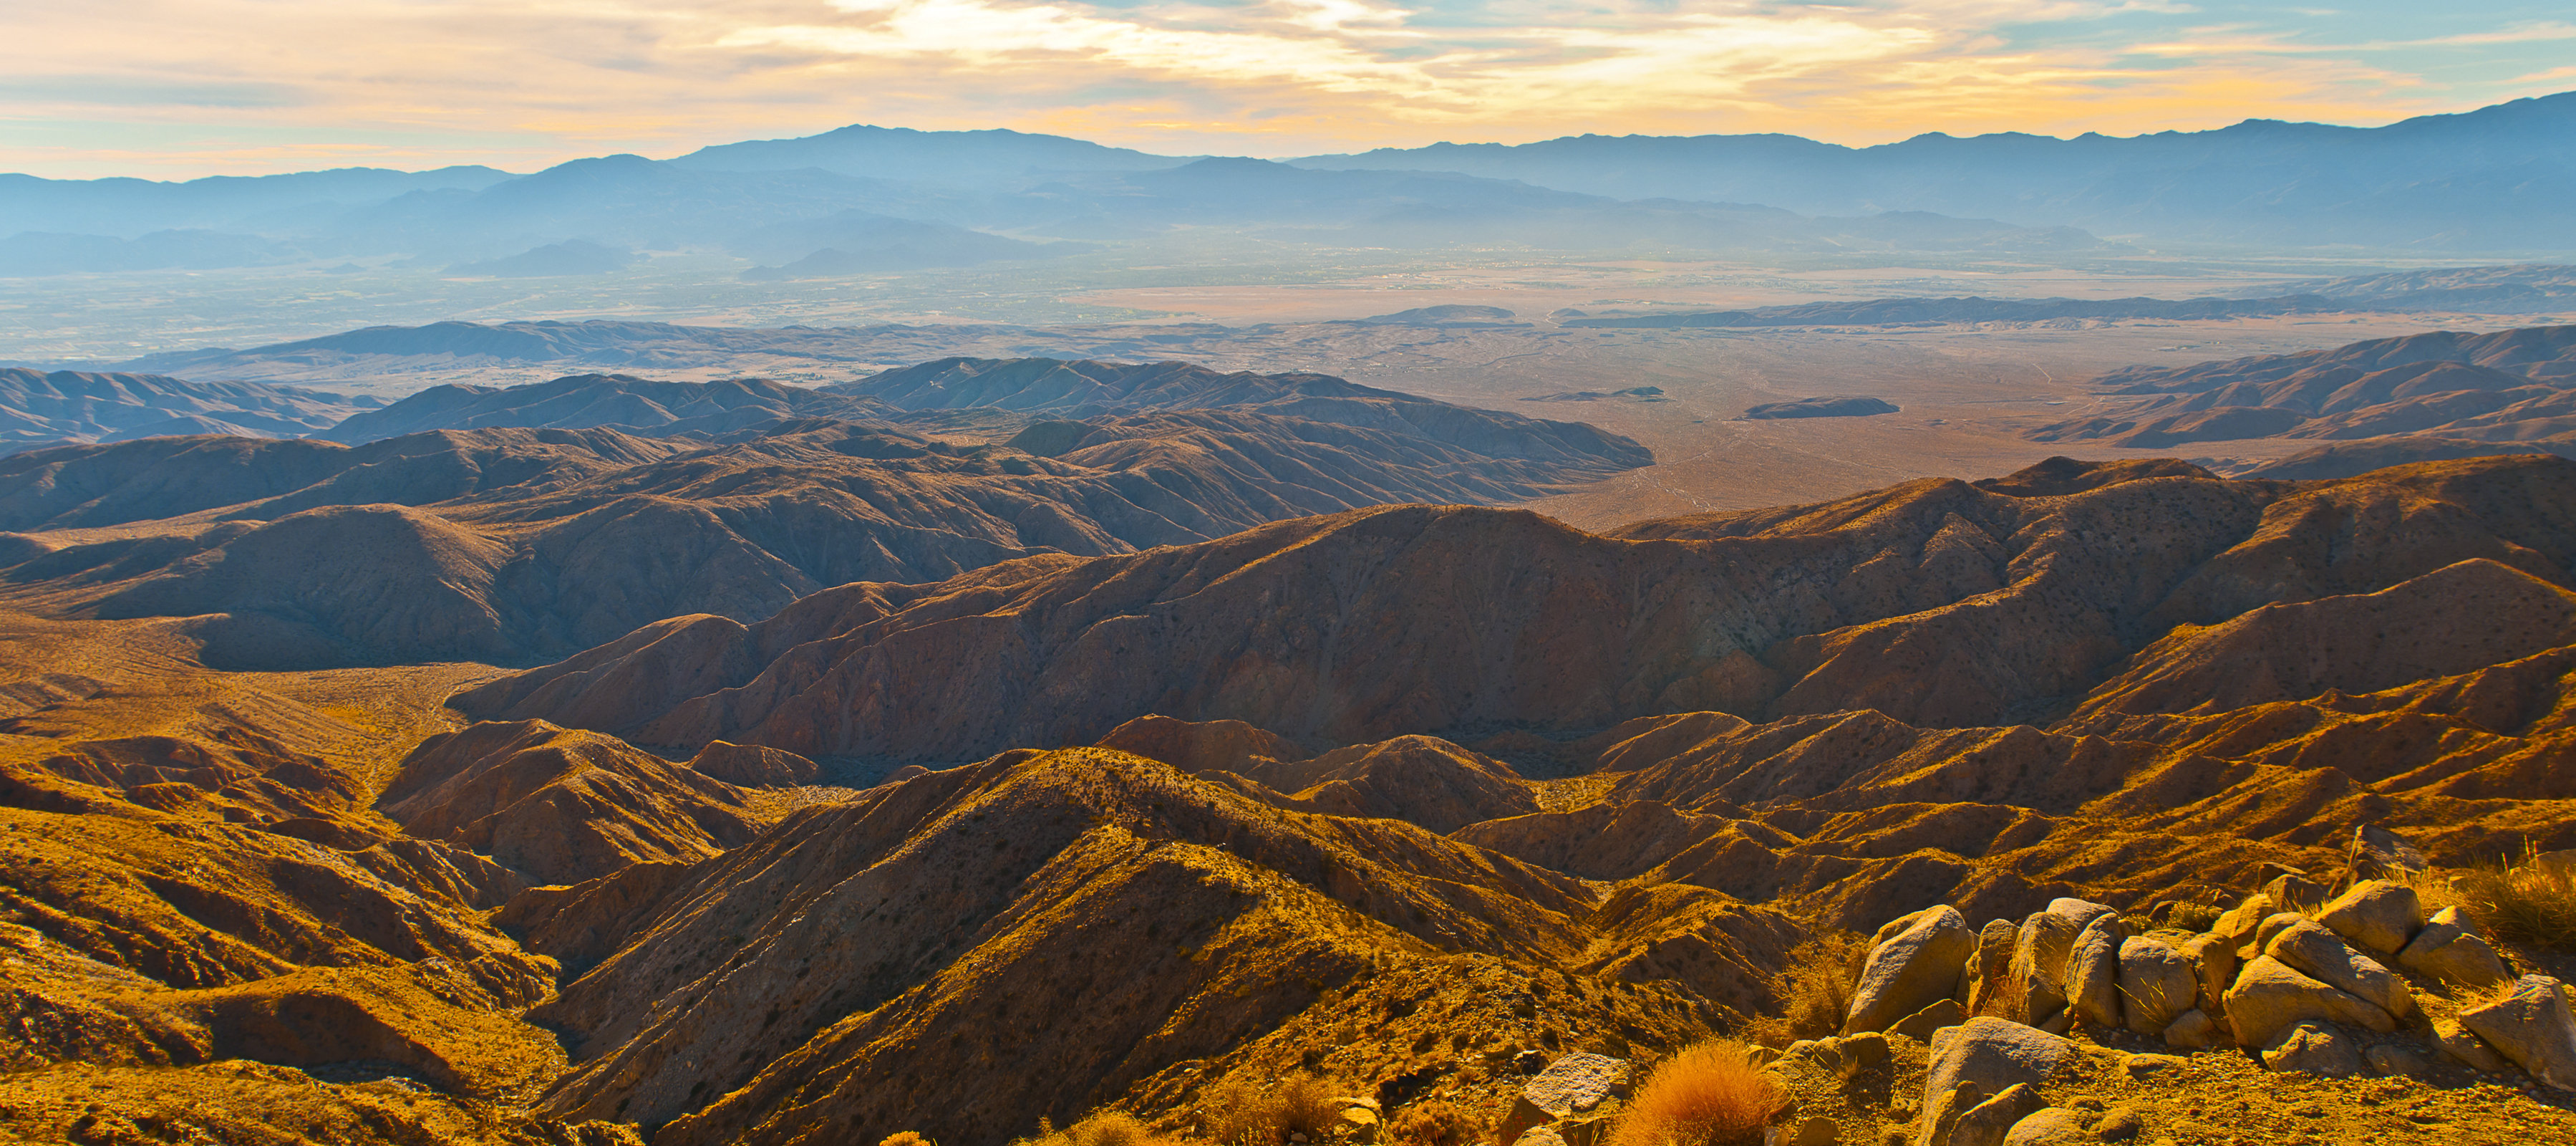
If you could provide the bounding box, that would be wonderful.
[2,0,2569,178]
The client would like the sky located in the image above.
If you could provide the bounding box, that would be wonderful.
[2,0,2571,179]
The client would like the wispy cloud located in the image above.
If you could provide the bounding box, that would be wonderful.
[0,0,2562,178]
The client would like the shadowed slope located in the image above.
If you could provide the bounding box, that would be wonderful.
[461,455,2576,759]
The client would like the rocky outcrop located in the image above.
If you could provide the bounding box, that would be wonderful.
[1917,1019,2072,1146]
[2396,905,2512,988]
[2459,976,2576,1091]
[2261,919,2415,1021]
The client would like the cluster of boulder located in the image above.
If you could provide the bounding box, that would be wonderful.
[1843,863,2576,1107]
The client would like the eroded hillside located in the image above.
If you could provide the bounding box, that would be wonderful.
[5,455,2576,1146]
[0,365,1648,668]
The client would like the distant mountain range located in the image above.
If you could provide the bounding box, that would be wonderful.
[1298,92,2576,251]
[9,92,2570,276]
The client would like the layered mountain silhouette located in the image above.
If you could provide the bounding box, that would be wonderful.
[11,95,2575,284]
[0,367,362,451]
[2036,323,2576,448]
[0,364,1648,667]
[317,374,895,442]
[1298,92,2576,250]
[1560,294,2343,328]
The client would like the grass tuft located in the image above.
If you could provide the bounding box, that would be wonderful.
[1743,931,1872,1047]
[1012,1112,1176,1146]
[1196,1074,1340,1146]
[2448,846,2576,950]
[1605,1039,1786,1146]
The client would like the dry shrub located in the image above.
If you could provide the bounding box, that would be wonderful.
[1385,1101,1483,1146]
[2450,847,2576,949]
[1197,1074,1338,1146]
[1605,1039,1786,1146]
[2161,899,2225,934]
[1743,931,1872,1048]
[883,1135,934,1146]
[1275,1074,1342,1139]
[1014,1112,1176,1146]
[1967,969,2027,1021]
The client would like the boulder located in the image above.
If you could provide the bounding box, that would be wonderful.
[1785,1115,1838,1146]
[2161,1008,2222,1050]
[1921,1018,2074,1140]
[1877,907,1938,947]
[2252,913,2305,954]
[2365,1041,2437,1079]
[2009,913,2079,1025]
[1496,1053,1630,1145]
[2118,935,2197,1036]
[1893,999,1967,1043]
[2263,873,2326,914]
[1848,905,1975,1034]
[1950,1083,2045,1146]
[1511,1127,1566,1146]
[1919,1079,1986,1146]
[1965,918,2018,1012]
[2261,1021,2362,1077]
[1519,1053,1630,1117]
[2000,1109,2091,1146]
[2222,955,2397,1049]
[2457,975,2576,1091]
[2088,1106,2144,1142]
[2396,905,2512,989]
[2119,1054,2185,1080]
[2348,824,2429,882]
[2179,933,2236,1015]
[2212,893,2273,954]
[2066,915,2126,1030]
[2046,898,2116,933]
[2315,880,2421,956]
[2263,919,2415,1020]
[2434,1016,2512,1073]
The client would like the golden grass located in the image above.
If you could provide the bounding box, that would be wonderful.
[1743,931,1872,1047]
[1196,1074,1340,1146]
[2446,847,2576,950]
[1015,1112,1178,1146]
[1604,1039,1786,1146]
[883,1134,935,1146]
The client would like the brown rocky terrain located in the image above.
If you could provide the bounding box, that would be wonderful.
[459,453,2576,758]
[319,374,895,443]
[0,369,360,454]
[9,453,2576,1146]
[2034,324,2576,449]
[0,367,1648,668]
